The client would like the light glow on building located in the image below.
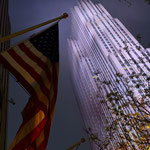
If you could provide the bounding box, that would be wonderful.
[68,0,150,149]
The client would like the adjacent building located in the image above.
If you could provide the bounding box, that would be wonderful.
[0,0,11,149]
[68,0,150,149]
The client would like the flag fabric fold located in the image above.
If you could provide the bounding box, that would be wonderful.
[0,22,59,150]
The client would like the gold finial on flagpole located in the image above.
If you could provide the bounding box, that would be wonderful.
[66,138,85,150]
[62,13,69,19]
[0,13,69,43]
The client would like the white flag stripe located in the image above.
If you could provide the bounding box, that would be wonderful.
[24,40,53,74]
[8,110,45,150]
[1,52,49,108]
[35,130,45,148]
[14,46,51,90]
[24,40,47,61]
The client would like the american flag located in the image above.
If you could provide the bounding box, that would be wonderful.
[0,22,59,150]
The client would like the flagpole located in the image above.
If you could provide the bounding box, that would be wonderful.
[0,13,68,43]
[66,138,85,150]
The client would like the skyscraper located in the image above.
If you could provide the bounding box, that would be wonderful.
[68,0,150,149]
[0,0,11,149]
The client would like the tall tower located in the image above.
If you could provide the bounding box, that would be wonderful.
[68,0,150,149]
[0,0,11,149]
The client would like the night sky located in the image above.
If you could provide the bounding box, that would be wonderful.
[7,0,150,149]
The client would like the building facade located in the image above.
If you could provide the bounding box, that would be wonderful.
[68,0,150,149]
[0,0,11,149]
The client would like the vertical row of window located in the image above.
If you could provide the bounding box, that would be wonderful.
[71,54,93,127]
[114,20,137,47]
[94,8,150,95]
[78,2,92,22]
[112,19,150,74]
[71,2,150,147]
[89,7,142,102]
[77,8,141,122]
[113,19,150,74]
[79,59,105,135]
[97,16,122,48]
[70,21,106,137]
[72,10,118,142]
[87,37,130,144]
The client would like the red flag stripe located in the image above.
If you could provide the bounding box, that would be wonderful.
[35,96,56,150]
[1,23,59,150]
[36,140,46,150]
[18,90,57,150]
[10,118,47,150]
[44,64,59,148]
[19,65,56,128]
[18,105,45,132]
[32,64,58,150]
[19,42,52,79]
[1,50,50,108]
[9,110,46,149]
[0,55,48,114]
[13,45,51,90]
[8,49,50,99]
[0,54,35,96]
[13,64,58,150]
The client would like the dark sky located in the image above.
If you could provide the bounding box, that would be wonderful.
[7,0,150,149]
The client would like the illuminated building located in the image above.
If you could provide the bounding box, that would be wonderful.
[68,0,150,149]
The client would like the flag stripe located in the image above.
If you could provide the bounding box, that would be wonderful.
[0,54,48,114]
[24,40,47,60]
[43,64,58,149]
[1,51,49,108]
[10,118,47,150]
[19,76,54,131]
[10,65,57,150]
[19,105,46,131]
[0,54,35,95]
[23,41,56,79]
[29,76,57,150]
[20,42,52,79]
[8,110,46,150]
[0,52,50,115]
[8,48,50,99]
[14,46,51,90]
[16,92,57,150]
[34,64,58,150]
[36,141,45,150]
[1,23,59,150]
[18,99,45,131]
[35,131,45,148]
[35,97,55,150]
